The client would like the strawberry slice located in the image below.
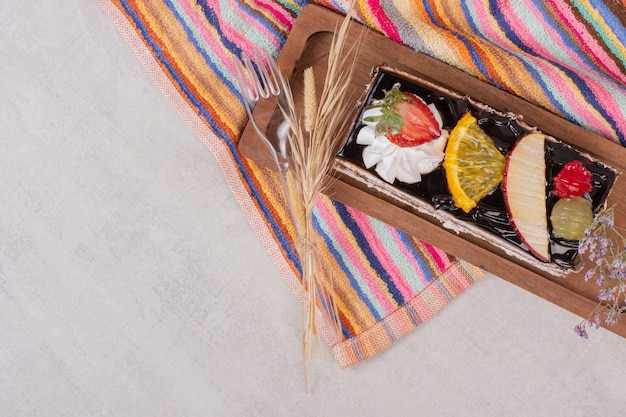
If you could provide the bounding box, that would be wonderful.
[365,85,441,147]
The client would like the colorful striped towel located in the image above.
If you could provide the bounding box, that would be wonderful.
[97,0,626,368]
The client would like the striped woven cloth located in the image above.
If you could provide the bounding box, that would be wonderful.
[97,0,626,368]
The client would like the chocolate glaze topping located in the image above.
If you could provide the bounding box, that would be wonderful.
[337,68,616,269]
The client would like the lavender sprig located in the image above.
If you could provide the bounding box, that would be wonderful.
[575,205,626,338]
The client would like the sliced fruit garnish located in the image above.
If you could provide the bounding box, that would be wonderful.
[364,84,441,147]
[503,132,550,261]
[443,113,506,212]
[550,197,593,240]
[552,160,594,198]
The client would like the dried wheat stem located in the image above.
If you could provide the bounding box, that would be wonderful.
[303,67,317,133]
[274,1,364,392]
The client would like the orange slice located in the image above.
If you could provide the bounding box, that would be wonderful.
[443,113,506,212]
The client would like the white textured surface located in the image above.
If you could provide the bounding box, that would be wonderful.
[1,2,625,416]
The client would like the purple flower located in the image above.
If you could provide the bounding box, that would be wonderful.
[605,309,619,326]
[579,236,590,253]
[598,238,609,256]
[593,312,601,329]
[584,236,598,257]
[574,324,589,339]
[595,274,605,286]
[598,287,615,301]
[596,212,615,227]
[609,259,626,281]
[574,205,624,339]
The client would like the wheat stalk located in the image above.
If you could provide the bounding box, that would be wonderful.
[275,4,364,391]
[303,67,317,133]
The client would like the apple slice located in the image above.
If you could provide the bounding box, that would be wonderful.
[503,132,550,261]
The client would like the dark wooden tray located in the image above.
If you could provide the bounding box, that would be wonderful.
[238,4,626,337]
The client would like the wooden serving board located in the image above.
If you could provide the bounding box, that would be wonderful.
[238,4,626,337]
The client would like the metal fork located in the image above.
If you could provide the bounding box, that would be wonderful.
[233,48,291,176]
